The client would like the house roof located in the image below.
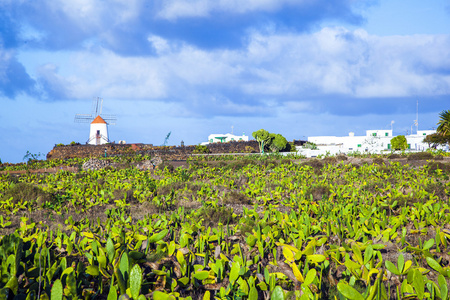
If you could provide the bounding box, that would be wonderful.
[91,115,107,124]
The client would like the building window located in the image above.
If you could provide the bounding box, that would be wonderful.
[385,132,388,136]
[357,144,361,147]
[408,144,411,149]
[373,133,377,136]
[388,144,391,149]
[209,139,213,143]
[423,133,426,135]
[231,138,234,141]
[349,148,353,150]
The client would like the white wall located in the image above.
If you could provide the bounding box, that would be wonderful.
[88,123,109,145]
[301,129,444,157]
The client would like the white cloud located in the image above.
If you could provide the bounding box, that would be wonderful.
[147,35,170,54]
[240,27,450,98]
[27,27,450,107]
[157,0,212,20]
[42,0,140,31]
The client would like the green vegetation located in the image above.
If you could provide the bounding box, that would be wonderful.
[193,145,211,154]
[268,133,288,152]
[252,129,289,153]
[0,153,450,299]
[423,110,450,148]
[390,135,408,150]
[424,133,450,149]
[437,109,450,137]
[252,129,271,153]
[303,142,318,150]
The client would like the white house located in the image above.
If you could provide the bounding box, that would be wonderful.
[298,129,444,157]
[202,133,249,145]
[88,115,109,145]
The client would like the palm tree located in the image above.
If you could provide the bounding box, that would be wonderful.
[437,110,450,136]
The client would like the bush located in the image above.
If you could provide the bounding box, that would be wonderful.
[1,183,53,207]
[193,145,211,154]
[407,152,433,161]
[194,206,235,227]
[222,190,252,205]
[244,146,256,153]
[301,159,323,174]
[336,154,348,161]
[159,161,174,172]
[303,142,318,150]
[322,157,337,164]
[372,157,384,165]
[390,135,407,150]
[427,161,450,174]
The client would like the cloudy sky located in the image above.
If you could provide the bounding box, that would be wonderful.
[1,0,449,163]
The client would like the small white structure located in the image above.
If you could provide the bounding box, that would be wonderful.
[202,133,249,145]
[88,115,109,145]
[298,129,444,157]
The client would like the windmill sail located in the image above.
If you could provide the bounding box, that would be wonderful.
[74,97,117,125]
[74,97,117,145]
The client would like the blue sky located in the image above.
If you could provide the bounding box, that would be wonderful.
[1,0,449,163]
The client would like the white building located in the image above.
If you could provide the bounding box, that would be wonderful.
[88,115,109,145]
[202,133,249,145]
[298,129,444,157]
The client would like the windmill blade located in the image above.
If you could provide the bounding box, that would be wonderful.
[92,97,103,115]
[74,114,94,123]
[100,114,117,125]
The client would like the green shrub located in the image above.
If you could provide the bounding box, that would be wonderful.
[303,142,318,150]
[194,206,235,227]
[158,161,174,172]
[1,183,53,207]
[390,135,407,150]
[193,145,211,154]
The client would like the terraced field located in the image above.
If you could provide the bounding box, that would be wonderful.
[1,153,450,299]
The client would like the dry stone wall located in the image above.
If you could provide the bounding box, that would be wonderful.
[46,140,261,161]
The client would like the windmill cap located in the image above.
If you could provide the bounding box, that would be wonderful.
[91,115,107,124]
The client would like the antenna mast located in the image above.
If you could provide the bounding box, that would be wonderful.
[416,100,419,134]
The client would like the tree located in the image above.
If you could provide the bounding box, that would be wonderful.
[252,129,271,153]
[423,133,450,149]
[437,110,450,136]
[390,135,407,150]
[269,134,288,152]
[252,130,289,153]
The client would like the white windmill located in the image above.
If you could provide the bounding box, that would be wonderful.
[74,97,117,145]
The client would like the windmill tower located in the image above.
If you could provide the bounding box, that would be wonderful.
[74,97,117,145]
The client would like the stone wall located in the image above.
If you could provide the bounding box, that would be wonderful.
[46,144,133,160]
[46,140,262,161]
